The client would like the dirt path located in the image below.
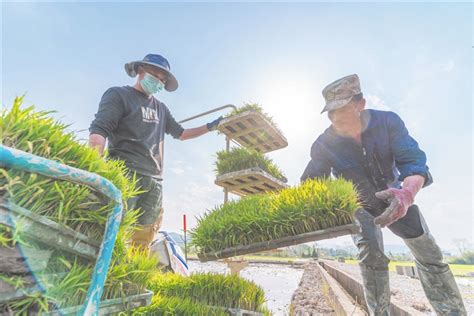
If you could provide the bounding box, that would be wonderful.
[290,263,336,315]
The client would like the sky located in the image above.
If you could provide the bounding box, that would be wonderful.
[1,1,472,251]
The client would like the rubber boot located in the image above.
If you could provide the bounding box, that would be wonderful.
[360,265,391,316]
[404,231,467,315]
[352,209,391,315]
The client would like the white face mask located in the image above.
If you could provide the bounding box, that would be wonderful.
[140,73,165,95]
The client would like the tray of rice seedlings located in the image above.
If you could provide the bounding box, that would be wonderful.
[134,295,265,316]
[135,272,269,316]
[192,178,361,261]
[0,247,158,314]
[133,295,230,316]
[214,147,288,196]
[1,97,157,313]
[218,103,287,153]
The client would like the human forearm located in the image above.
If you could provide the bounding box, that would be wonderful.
[179,126,209,140]
[89,133,106,154]
[402,174,425,199]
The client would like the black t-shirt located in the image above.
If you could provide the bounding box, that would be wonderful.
[89,86,184,179]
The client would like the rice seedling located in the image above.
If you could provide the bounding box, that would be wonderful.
[146,272,268,313]
[223,103,282,136]
[191,178,359,254]
[215,147,286,181]
[46,247,159,309]
[225,103,273,123]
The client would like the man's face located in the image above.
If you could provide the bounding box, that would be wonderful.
[327,100,363,127]
[138,65,168,84]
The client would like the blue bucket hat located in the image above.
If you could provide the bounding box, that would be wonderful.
[125,54,178,92]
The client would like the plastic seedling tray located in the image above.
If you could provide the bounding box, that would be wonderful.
[43,290,153,315]
[226,307,265,316]
[215,168,288,196]
[218,111,288,153]
[0,201,100,262]
[210,306,264,316]
[198,223,360,262]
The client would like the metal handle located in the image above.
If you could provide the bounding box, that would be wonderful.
[178,104,237,124]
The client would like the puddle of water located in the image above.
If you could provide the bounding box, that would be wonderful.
[188,261,304,315]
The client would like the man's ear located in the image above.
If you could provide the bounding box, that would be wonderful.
[136,65,145,78]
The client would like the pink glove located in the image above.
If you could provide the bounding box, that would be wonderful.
[374,188,415,227]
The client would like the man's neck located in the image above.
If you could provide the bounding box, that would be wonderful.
[332,118,363,143]
[133,83,152,98]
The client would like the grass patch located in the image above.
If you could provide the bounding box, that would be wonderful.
[192,178,359,254]
[215,147,286,181]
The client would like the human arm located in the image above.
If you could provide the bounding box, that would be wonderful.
[164,106,222,141]
[179,125,209,140]
[178,116,223,140]
[385,112,432,186]
[88,88,124,155]
[89,133,106,155]
[374,112,432,227]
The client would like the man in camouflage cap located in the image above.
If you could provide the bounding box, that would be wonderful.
[302,74,466,315]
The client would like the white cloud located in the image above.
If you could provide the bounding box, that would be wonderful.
[168,160,191,175]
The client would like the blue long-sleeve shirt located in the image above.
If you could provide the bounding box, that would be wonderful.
[301,109,432,214]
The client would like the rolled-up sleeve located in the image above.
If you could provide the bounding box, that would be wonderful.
[89,88,124,138]
[387,112,433,187]
[164,105,184,139]
[300,140,332,182]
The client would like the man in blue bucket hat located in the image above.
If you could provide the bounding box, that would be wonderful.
[301,74,466,315]
[89,54,222,248]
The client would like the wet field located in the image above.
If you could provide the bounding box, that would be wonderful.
[188,260,304,315]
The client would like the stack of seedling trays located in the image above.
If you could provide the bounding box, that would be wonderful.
[0,198,155,315]
[215,104,289,197]
[194,104,361,262]
[0,98,156,314]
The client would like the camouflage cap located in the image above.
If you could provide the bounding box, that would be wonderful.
[321,74,361,113]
